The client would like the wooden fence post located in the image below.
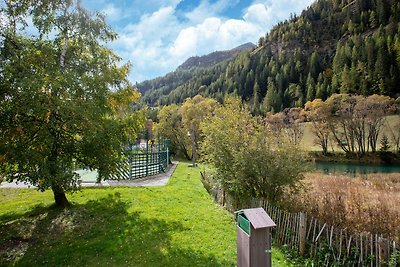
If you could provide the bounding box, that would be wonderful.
[379,236,388,267]
[299,212,307,256]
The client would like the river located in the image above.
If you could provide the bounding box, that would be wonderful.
[314,161,400,175]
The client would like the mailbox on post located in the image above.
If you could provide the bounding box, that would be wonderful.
[235,208,276,267]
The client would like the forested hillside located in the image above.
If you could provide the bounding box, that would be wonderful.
[139,0,400,111]
[177,42,255,70]
[137,43,255,99]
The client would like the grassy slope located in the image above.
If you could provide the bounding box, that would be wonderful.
[0,163,291,266]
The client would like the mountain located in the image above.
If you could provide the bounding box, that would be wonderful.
[177,42,256,70]
[140,0,400,110]
[137,42,256,99]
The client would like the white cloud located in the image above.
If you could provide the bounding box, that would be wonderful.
[116,5,266,82]
[244,4,269,24]
[107,0,315,82]
[252,0,315,23]
[169,16,261,60]
[110,6,182,82]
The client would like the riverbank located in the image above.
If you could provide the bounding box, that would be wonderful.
[309,151,400,165]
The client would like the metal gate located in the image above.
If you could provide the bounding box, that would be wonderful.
[109,135,170,180]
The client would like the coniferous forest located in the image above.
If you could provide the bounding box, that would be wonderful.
[139,0,400,113]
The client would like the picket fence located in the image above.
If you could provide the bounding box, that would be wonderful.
[203,175,399,266]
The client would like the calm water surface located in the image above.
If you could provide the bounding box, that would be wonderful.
[314,161,400,175]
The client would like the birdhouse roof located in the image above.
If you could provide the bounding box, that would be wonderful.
[240,208,276,229]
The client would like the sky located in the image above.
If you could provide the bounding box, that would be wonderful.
[81,0,315,83]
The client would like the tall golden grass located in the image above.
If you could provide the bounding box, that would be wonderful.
[282,172,400,238]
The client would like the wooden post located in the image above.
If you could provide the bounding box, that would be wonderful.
[145,133,149,177]
[379,236,388,267]
[299,212,307,256]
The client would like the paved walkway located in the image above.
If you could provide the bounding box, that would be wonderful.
[106,162,178,187]
[0,162,178,188]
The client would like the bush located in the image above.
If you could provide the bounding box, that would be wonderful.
[201,96,309,206]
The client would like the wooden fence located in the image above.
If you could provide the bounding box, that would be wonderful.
[205,179,399,266]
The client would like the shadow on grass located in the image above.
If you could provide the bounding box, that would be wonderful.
[0,193,233,266]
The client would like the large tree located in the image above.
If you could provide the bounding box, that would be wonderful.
[304,99,331,155]
[179,95,219,162]
[0,0,144,206]
[154,95,218,161]
[155,104,191,160]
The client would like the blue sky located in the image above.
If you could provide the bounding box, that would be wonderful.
[81,0,315,83]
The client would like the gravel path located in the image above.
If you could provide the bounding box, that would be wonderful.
[0,162,178,188]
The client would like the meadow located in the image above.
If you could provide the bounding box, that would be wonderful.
[0,163,292,266]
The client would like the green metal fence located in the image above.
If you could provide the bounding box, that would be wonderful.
[109,135,170,180]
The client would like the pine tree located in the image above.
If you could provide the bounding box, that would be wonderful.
[306,73,316,101]
[374,47,388,93]
[340,65,353,93]
[376,0,389,24]
[316,83,327,100]
[252,82,260,114]
[309,50,320,79]
[395,36,400,66]
[380,135,391,152]
[369,10,377,28]
[262,78,277,114]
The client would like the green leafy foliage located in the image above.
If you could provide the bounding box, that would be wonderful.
[0,0,145,206]
[201,96,308,205]
[155,96,218,160]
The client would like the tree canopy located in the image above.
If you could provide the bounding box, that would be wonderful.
[0,0,145,206]
[155,95,218,160]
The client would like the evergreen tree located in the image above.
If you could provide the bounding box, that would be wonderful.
[374,47,388,93]
[396,37,400,66]
[309,50,321,79]
[252,82,260,114]
[369,10,377,28]
[316,83,327,100]
[380,134,391,152]
[340,65,354,93]
[376,0,389,24]
[262,78,277,114]
[306,73,316,101]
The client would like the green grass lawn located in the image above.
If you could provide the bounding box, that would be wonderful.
[0,163,292,266]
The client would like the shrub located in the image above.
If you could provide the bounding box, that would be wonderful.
[201,96,308,207]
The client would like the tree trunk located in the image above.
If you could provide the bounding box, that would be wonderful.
[52,186,70,207]
[180,143,191,160]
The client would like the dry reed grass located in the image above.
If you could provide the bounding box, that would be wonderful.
[282,172,400,238]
